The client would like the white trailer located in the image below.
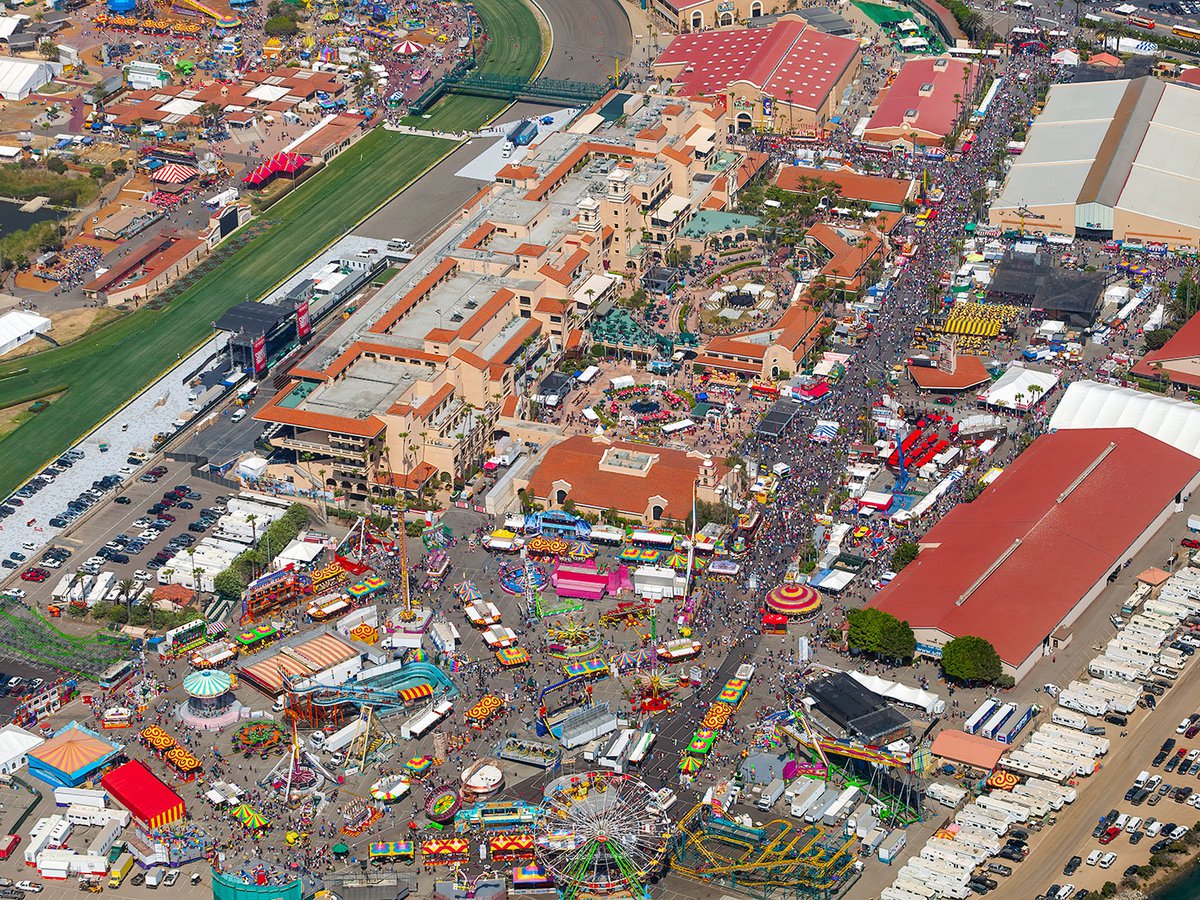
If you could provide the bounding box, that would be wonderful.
[1059,690,1105,717]
[788,780,825,819]
[1041,724,1109,755]
[913,853,972,878]
[894,872,939,898]
[822,787,859,826]
[975,794,1028,822]
[980,702,1017,740]
[1013,783,1064,811]
[1051,708,1088,730]
[400,700,453,741]
[1029,778,1076,804]
[804,789,840,824]
[925,837,985,865]
[955,807,1010,834]
[926,782,968,808]
[85,572,115,607]
[1089,657,1148,682]
[1000,790,1049,817]
[952,827,1001,855]
[882,887,932,900]
[1001,751,1072,782]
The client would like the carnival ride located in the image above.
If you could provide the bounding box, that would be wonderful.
[283,661,458,724]
[535,771,672,900]
[670,804,858,900]
[546,617,601,660]
[776,712,923,824]
[631,666,678,713]
[263,715,337,800]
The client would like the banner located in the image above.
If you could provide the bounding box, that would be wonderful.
[762,94,773,119]
[252,334,267,373]
[296,300,311,339]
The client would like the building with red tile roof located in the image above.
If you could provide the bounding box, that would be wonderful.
[907,355,991,391]
[865,56,979,147]
[1130,312,1200,388]
[870,428,1200,680]
[776,167,914,211]
[652,19,861,132]
[523,436,734,524]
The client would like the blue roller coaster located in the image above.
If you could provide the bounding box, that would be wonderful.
[286,661,458,720]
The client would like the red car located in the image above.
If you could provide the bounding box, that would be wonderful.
[19,569,47,582]
[1099,826,1121,844]
[1182,538,1200,549]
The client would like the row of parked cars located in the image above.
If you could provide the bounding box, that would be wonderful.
[0,450,85,521]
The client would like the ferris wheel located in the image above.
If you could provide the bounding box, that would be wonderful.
[535,771,673,900]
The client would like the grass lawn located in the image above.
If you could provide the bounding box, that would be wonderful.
[852,0,911,25]
[0,130,455,497]
[407,0,545,131]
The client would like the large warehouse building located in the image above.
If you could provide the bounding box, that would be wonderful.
[870,428,1200,681]
[989,78,1200,247]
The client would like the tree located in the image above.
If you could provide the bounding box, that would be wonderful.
[213,569,247,602]
[846,608,916,662]
[47,157,67,175]
[1145,327,1178,351]
[110,159,128,176]
[264,15,299,36]
[89,165,107,182]
[941,635,1003,684]
[116,577,137,623]
[38,40,57,61]
[891,541,920,572]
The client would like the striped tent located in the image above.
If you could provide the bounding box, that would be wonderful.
[152,163,198,184]
[398,683,434,703]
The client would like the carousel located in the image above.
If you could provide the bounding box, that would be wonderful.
[178,669,243,730]
[764,582,822,620]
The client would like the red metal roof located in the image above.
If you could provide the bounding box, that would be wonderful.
[870,428,1200,669]
[1131,311,1200,387]
[656,21,858,110]
[866,57,978,142]
[101,760,185,828]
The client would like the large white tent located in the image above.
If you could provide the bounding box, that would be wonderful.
[1050,380,1200,459]
[0,58,58,100]
[0,309,50,356]
[980,364,1058,411]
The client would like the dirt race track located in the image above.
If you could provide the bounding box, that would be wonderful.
[537,0,633,83]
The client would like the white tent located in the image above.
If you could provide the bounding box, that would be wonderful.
[0,309,50,356]
[847,672,945,716]
[0,58,58,100]
[1050,380,1200,459]
[981,364,1058,411]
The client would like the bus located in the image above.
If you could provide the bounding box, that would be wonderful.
[1128,15,1155,28]
[99,660,135,690]
[1173,24,1200,39]
[411,68,431,84]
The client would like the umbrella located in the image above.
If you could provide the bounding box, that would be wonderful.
[396,39,421,53]
[679,756,702,773]
[453,579,482,603]
[568,541,596,558]
[332,843,350,858]
[231,803,268,829]
[405,756,432,774]
[663,552,688,569]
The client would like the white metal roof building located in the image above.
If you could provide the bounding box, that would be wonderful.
[980,364,1058,411]
[1050,380,1200,459]
[0,724,43,774]
[0,309,51,356]
[990,78,1200,247]
[0,58,58,100]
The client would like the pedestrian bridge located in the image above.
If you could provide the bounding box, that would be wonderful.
[409,70,619,116]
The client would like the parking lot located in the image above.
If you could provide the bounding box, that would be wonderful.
[1,457,226,613]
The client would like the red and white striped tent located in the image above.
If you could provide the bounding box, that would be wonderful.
[152,163,198,184]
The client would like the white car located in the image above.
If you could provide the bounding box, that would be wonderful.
[1171,825,1189,840]
[162,871,179,887]
[118,465,136,476]
[1177,718,1192,734]
[1086,850,1103,866]
[15,881,42,892]
[133,518,153,528]
[1147,821,1165,837]
[42,558,61,569]
[1099,852,1117,869]
[84,556,104,567]
[6,589,24,600]
[140,530,159,540]
[1186,749,1199,763]
[134,570,150,581]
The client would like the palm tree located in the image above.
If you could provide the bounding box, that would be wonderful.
[187,548,198,591]
[117,577,136,624]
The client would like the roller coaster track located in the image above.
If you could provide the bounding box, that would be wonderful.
[284,662,458,716]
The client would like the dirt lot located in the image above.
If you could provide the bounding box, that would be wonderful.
[0,388,65,439]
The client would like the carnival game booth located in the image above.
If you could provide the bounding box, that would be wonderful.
[421,838,469,865]
[306,594,352,622]
[368,840,414,865]
[464,602,502,627]
[481,626,518,649]
[465,695,504,730]
[512,865,554,891]
[191,640,237,669]
[26,723,119,788]
[233,624,279,655]
[101,760,185,830]
[489,834,534,862]
[241,568,313,624]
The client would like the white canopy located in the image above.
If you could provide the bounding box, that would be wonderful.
[981,364,1057,411]
[0,310,50,356]
[848,671,945,715]
[1050,380,1200,459]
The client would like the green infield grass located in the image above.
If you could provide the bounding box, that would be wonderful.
[0,130,455,497]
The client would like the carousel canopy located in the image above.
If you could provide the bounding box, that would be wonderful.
[183,670,232,698]
[765,582,822,617]
[396,39,421,54]
[453,579,482,602]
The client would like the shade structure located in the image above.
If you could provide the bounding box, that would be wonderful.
[453,579,481,603]
[27,724,118,787]
[679,755,702,773]
[183,669,232,698]
[396,39,421,53]
[764,582,821,618]
[332,843,350,857]
[405,756,432,774]
[663,552,688,569]
[152,163,197,184]
[231,802,268,829]
[496,646,529,667]
[568,541,596,558]
[101,760,186,828]
[242,163,273,186]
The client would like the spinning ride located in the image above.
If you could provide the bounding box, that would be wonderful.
[546,617,601,660]
[632,667,678,713]
[535,771,672,900]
